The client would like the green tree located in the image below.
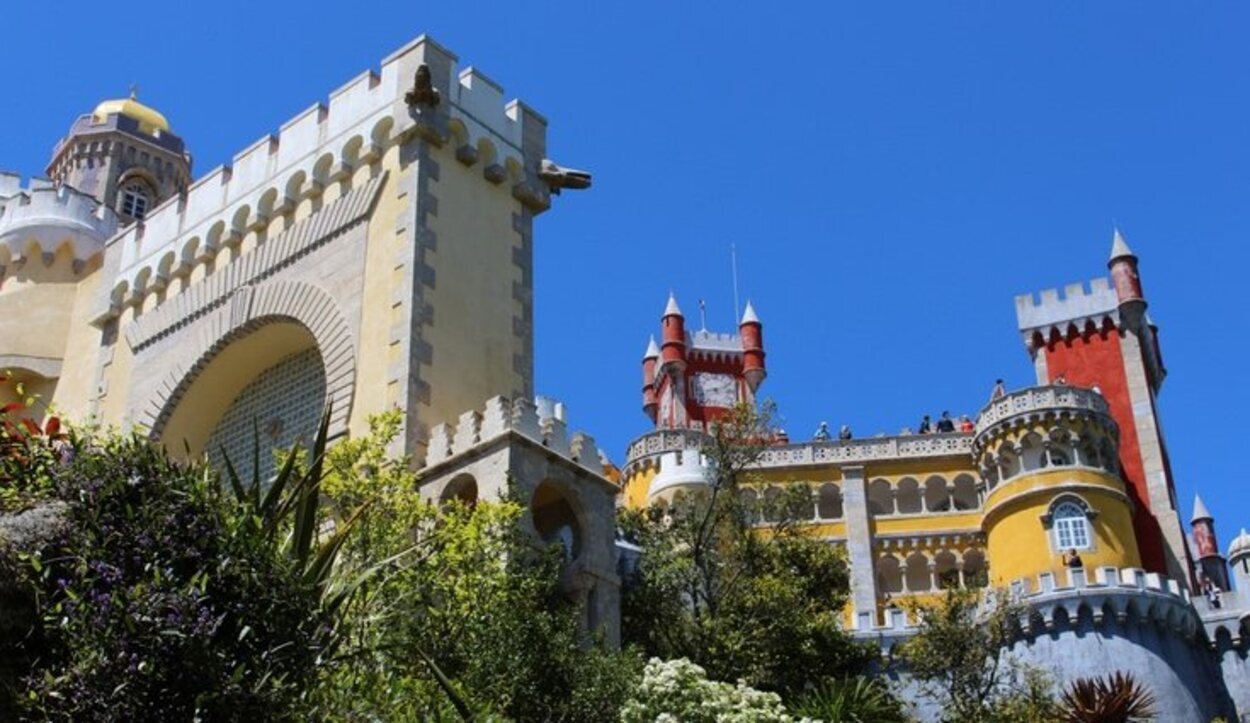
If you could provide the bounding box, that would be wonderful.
[619,402,873,698]
[900,588,1057,723]
[315,412,639,721]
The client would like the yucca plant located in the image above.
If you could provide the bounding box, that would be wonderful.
[218,405,379,658]
[1058,671,1156,723]
[790,675,908,723]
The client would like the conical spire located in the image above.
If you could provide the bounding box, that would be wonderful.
[663,292,683,318]
[1109,227,1135,262]
[740,299,760,325]
[1192,494,1213,523]
[643,335,660,360]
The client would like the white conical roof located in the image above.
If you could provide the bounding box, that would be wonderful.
[663,292,683,317]
[740,299,760,325]
[643,335,660,360]
[1192,494,1212,523]
[1229,528,1250,559]
[1109,228,1135,261]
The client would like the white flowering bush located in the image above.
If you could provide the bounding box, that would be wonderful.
[620,657,805,723]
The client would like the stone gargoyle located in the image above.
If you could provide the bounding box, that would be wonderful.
[539,159,592,192]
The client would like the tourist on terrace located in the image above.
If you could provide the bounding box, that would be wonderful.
[918,415,932,434]
[1063,549,1084,569]
[936,411,956,433]
[958,415,975,433]
[838,424,853,441]
[813,422,832,441]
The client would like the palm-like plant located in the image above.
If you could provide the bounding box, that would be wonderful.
[790,676,908,723]
[1058,671,1156,723]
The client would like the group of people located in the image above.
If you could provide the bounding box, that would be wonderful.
[811,422,853,442]
[917,410,975,435]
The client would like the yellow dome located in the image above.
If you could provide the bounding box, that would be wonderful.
[92,93,170,134]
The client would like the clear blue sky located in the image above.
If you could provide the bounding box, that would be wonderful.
[6,4,1249,546]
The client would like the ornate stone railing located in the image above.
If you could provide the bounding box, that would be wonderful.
[624,428,974,475]
[974,385,1111,437]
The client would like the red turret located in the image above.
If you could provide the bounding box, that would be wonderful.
[1191,495,1229,591]
[1109,229,1146,324]
[739,300,766,391]
[660,293,687,369]
[642,336,660,423]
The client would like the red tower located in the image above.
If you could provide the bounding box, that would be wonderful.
[641,294,766,430]
[1015,230,1193,586]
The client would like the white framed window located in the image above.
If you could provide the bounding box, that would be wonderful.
[121,183,150,219]
[1052,501,1091,550]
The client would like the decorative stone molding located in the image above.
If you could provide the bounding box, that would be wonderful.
[108,172,385,333]
[0,354,63,379]
[137,279,355,440]
[623,428,974,478]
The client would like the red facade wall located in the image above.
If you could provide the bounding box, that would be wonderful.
[1043,329,1168,573]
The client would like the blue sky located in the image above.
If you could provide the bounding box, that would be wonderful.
[5,3,1249,546]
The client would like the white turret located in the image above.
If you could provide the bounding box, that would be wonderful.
[1228,528,1250,594]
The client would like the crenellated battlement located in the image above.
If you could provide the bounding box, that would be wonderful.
[852,566,1200,641]
[0,173,117,263]
[422,395,605,475]
[98,34,552,323]
[1015,276,1120,348]
[647,450,712,502]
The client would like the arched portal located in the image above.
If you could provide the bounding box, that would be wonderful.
[532,480,584,561]
[161,321,326,480]
[440,473,479,508]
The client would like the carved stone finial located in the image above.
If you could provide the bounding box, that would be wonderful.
[405,64,441,109]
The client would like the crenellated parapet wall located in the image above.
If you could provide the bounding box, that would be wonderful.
[93,34,552,324]
[1015,277,1120,351]
[422,395,604,475]
[0,173,117,266]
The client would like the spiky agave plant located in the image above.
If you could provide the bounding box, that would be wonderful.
[789,676,908,723]
[220,406,479,720]
[1058,671,1156,723]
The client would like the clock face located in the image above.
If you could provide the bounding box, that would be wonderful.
[692,373,738,408]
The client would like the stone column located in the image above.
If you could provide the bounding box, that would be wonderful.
[841,465,878,619]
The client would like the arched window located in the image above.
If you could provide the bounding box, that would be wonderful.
[1052,501,1092,550]
[121,182,151,219]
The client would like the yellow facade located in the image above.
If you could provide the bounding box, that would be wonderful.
[983,468,1140,585]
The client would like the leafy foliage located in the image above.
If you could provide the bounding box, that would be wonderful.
[900,588,1057,723]
[789,676,908,723]
[620,402,873,698]
[1057,672,1156,723]
[15,433,332,720]
[619,657,792,723]
[313,412,639,721]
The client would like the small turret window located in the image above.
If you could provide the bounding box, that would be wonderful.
[121,183,150,219]
[1053,501,1091,550]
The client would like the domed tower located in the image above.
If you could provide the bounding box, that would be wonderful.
[974,384,1142,586]
[46,91,191,225]
[1228,529,1250,595]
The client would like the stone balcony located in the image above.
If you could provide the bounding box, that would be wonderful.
[623,427,973,477]
[974,385,1113,438]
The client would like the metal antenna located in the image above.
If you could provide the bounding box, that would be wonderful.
[730,243,741,326]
